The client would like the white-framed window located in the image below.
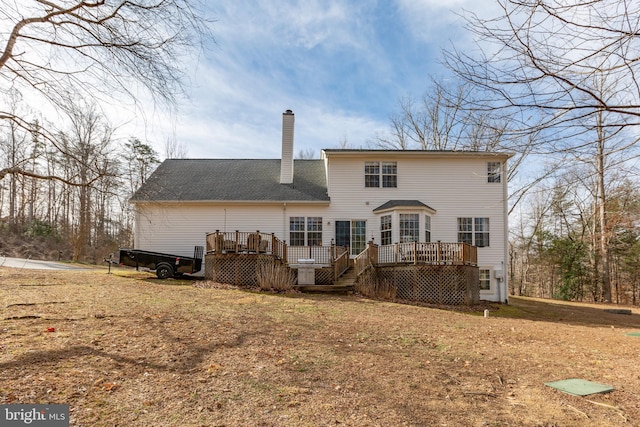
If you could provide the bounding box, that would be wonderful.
[400,213,419,243]
[424,215,431,243]
[457,217,490,247]
[382,162,397,187]
[307,217,323,246]
[290,217,305,246]
[289,217,322,246]
[475,218,490,247]
[479,268,491,290]
[488,162,501,183]
[381,215,392,245]
[365,161,397,188]
[365,161,380,188]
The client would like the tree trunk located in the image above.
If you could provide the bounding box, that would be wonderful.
[597,117,612,303]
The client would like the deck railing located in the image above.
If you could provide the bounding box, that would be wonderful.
[377,241,477,266]
[206,230,288,260]
[332,246,350,281]
[355,241,477,276]
[205,230,349,270]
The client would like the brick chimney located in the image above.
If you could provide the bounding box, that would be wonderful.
[280,109,295,184]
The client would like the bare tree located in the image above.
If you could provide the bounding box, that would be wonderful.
[444,0,640,134]
[57,100,114,260]
[296,148,317,159]
[0,0,213,184]
[164,136,189,160]
[376,78,535,213]
[0,89,30,229]
[444,0,640,302]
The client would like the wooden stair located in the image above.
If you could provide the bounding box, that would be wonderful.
[294,267,356,294]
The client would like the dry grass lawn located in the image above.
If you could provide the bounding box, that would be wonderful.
[1,266,639,426]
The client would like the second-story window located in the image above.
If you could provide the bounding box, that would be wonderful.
[488,162,501,183]
[365,161,397,188]
[365,162,380,187]
[382,162,397,187]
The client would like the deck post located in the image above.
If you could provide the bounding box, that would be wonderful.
[368,241,378,266]
[437,240,442,264]
[283,241,288,266]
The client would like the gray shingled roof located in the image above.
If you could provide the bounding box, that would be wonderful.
[373,200,436,212]
[130,159,329,202]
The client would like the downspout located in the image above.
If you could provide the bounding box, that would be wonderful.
[502,160,509,304]
[283,202,287,241]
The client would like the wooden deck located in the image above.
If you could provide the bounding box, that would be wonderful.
[355,241,477,276]
[204,230,351,285]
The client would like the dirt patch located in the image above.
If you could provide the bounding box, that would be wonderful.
[1,267,639,426]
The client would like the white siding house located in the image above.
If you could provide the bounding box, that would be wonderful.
[130,110,512,302]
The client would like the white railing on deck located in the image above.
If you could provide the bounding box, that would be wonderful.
[376,242,477,266]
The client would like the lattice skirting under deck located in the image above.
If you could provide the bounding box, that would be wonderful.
[205,254,334,287]
[357,265,479,305]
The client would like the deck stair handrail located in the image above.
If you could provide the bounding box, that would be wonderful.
[332,245,350,281]
[354,241,378,276]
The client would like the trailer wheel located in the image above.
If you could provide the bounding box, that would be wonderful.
[156,263,174,279]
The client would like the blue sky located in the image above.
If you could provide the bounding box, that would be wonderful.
[130,0,499,159]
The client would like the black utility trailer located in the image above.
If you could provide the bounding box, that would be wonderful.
[118,246,204,279]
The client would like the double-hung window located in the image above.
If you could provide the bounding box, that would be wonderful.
[307,217,323,246]
[290,217,323,246]
[479,269,491,290]
[365,162,380,188]
[365,161,397,188]
[380,215,392,245]
[457,217,490,247]
[289,217,306,246]
[424,215,431,242]
[487,162,501,183]
[382,162,397,187]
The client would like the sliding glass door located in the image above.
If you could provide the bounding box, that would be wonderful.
[335,220,367,256]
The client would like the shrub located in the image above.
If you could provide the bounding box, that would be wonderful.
[257,263,295,292]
